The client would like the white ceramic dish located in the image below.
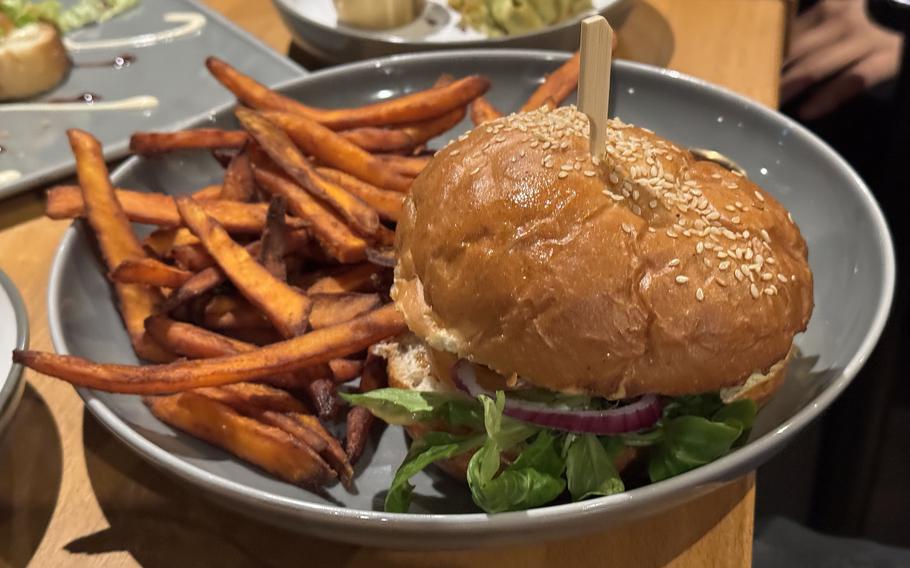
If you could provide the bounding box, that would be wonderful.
[0,268,29,434]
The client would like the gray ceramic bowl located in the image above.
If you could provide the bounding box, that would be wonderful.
[48,50,894,549]
[271,0,635,64]
[0,268,29,434]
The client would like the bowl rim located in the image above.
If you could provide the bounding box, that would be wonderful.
[48,48,896,532]
[271,0,629,47]
[0,267,29,433]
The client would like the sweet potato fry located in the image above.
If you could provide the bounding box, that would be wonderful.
[303,263,384,295]
[520,51,581,112]
[345,353,388,463]
[258,196,288,281]
[146,392,334,487]
[329,358,363,383]
[188,185,224,201]
[339,127,416,153]
[203,295,270,330]
[14,304,406,393]
[143,228,200,258]
[171,243,215,272]
[263,412,353,487]
[176,196,312,338]
[162,229,311,312]
[260,110,413,193]
[110,258,193,288]
[67,129,173,362]
[46,185,303,234]
[144,316,362,386]
[206,57,490,129]
[237,108,380,237]
[315,168,404,222]
[197,382,308,414]
[253,168,367,264]
[470,95,503,125]
[220,143,256,201]
[145,315,252,358]
[310,293,381,330]
[400,105,466,146]
[306,377,340,420]
[130,130,248,154]
[375,154,431,178]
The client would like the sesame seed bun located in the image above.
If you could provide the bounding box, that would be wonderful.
[393,106,813,399]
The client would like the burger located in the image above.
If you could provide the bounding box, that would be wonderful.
[343,105,813,514]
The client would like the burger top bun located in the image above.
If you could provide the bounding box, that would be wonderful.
[393,106,813,399]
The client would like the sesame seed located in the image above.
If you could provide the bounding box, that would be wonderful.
[754,191,765,202]
[704,258,713,267]
[632,205,642,215]
[791,275,797,281]
[761,273,773,281]
[743,230,751,239]
[558,171,569,179]
[696,288,705,301]
[707,212,721,221]
[777,273,788,283]
[676,275,689,284]
[764,287,775,296]
[761,229,771,243]
[667,230,678,239]
[745,249,754,260]
[649,200,658,209]
[717,251,728,259]
[470,166,481,175]
[732,216,741,224]
[769,285,778,294]
[750,283,760,299]
[716,278,728,287]
[735,269,744,281]
[696,242,705,254]
[668,258,681,267]
[719,261,730,270]
[725,205,736,212]
[450,149,460,156]
[584,170,596,177]
[621,223,633,234]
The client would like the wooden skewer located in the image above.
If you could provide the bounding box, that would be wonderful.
[578,15,614,157]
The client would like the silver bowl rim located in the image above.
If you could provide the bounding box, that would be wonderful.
[47,49,895,532]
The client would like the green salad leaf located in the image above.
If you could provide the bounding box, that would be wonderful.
[565,434,624,501]
[339,389,483,428]
[344,387,758,513]
[0,0,138,36]
[467,393,564,513]
[384,431,485,513]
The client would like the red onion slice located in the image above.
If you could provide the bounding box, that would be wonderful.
[452,359,662,435]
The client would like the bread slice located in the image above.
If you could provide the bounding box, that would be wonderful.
[0,22,71,100]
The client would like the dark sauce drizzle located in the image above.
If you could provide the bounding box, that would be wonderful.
[45,92,103,104]
[72,53,136,69]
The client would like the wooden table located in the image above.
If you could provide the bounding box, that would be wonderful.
[0,1,787,566]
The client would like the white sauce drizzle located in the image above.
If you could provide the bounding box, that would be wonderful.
[0,95,159,112]
[63,12,207,51]
[0,170,22,185]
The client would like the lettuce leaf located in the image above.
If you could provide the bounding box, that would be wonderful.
[467,394,564,513]
[647,399,756,482]
[346,388,758,513]
[565,434,624,501]
[339,389,483,428]
[384,431,484,513]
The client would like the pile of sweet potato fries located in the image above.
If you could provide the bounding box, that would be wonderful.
[14,54,581,491]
